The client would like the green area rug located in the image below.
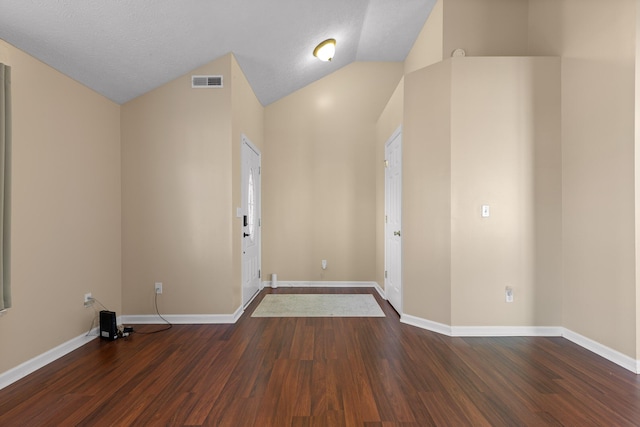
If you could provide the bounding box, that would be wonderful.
[251,294,385,318]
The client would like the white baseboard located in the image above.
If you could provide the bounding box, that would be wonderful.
[451,326,563,337]
[262,280,384,293]
[1,306,245,390]
[5,305,636,394]
[0,328,99,390]
[261,280,386,300]
[400,312,639,375]
[372,284,386,300]
[562,328,639,374]
[121,304,243,325]
[401,314,452,336]
[264,280,377,288]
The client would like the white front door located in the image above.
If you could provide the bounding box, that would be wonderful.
[241,136,261,307]
[385,128,402,314]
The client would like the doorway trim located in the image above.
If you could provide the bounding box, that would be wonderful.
[241,134,261,308]
[384,126,402,314]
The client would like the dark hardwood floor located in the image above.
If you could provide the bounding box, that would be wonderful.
[1,287,639,426]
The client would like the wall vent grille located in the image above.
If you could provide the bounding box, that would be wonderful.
[192,75,223,88]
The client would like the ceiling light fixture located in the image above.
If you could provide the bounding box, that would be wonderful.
[313,39,336,62]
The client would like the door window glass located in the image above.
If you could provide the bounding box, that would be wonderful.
[248,169,255,242]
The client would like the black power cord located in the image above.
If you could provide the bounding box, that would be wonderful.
[134,291,173,334]
[84,296,111,337]
[84,294,172,337]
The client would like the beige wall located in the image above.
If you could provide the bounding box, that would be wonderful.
[400,0,637,359]
[405,0,444,74]
[121,54,237,315]
[450,57,561,326]
[403,57,561,328]
[443,0,529,57]
[403,61,452,324]
[527,0,562,56]
[533,0,637,357]
[231,56,264,306]
[4,0,640,378]
[263,62,403,283]
[375,79,404,290]
[0,40,121,374]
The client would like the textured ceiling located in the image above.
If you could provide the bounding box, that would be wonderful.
[0,0,436,105]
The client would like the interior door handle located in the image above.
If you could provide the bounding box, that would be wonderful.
[243,233,251,238]
[393,231,401,236]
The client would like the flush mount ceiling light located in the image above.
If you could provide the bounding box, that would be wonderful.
[313,38,336,62]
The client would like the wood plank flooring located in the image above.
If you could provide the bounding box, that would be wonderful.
[1,287,639,426]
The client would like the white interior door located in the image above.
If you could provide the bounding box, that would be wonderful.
[385,128,402,314]
[241,136,261,307]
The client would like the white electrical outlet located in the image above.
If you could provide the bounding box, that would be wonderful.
[155,282,163,294]
[505,286,514,303]
[84,293,93,307]
[321,259,327,270]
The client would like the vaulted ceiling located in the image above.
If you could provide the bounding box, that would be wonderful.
[0,0,436,105]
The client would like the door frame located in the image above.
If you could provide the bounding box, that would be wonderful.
[241,134,262,308]
[384,126,402,314]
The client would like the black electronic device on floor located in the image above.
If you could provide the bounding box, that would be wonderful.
[100,310,118,340]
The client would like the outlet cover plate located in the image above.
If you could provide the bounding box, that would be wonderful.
[505,287,514,303]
